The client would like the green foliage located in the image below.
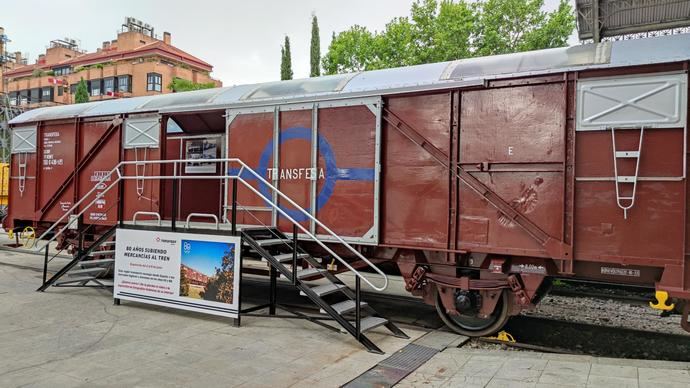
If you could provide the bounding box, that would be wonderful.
[202,246,236,304]
[45,70,55,76]
[280,36,294,80]
[473,0,575,56]
[168,77,216,92]
[74,78,89,104]
[32,69,46,78]
[322,26,378,75]
[322,0,575,74]
[310,14,321,77]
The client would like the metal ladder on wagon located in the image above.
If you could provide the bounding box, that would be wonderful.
[610,126,644,219]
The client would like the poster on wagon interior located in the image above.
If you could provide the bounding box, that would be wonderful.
[113,229,240,318]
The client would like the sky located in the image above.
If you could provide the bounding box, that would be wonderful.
[181,239,234,277]
[1,0,574,86]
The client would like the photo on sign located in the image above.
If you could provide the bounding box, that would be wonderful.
[179,239,236,303]
[185,139,217,173]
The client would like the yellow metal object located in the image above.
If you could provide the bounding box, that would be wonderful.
[7,228,13,240]
[485,330,516,343]
[21,226,36,249]
[0,163,8,207]
[650,290,675,311]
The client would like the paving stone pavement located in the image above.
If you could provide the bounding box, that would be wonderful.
[397,348,690,388]
[0,249,426,387]
[3,245,690,388]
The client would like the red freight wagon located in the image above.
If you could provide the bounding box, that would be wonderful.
[9,34,690,336]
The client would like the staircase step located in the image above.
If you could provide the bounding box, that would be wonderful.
[296,267,327,279]
[308,283,347,297]
[68,267,107,276]
[322,300,368,315]
[54,276,96,286]
[256,238,290,247]
[88,250,115,257]
[352,316,388,333]
[80,258,115,267]
[273,252,308,263]
[94,279,114,287]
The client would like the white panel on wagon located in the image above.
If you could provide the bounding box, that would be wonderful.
[576,73,687,130]
[11,125,37,154]
[123,116,160,148]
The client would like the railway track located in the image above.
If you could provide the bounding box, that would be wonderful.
[549,279,654,305]
[242,277,690,361]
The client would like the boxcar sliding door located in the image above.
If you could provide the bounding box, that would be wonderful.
[226,97,382,244]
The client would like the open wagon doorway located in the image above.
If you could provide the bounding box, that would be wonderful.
[162,111,226,226]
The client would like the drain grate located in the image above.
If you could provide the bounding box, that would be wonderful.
[379,343,438,370]
[343,343,439,388]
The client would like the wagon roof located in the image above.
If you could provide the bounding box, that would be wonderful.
[10,33,690,126]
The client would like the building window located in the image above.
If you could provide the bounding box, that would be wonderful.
[53,66,72,76]
[19,90,28,105]
[104,77,115,94]
[58,86,64,96]
[147,72,162,92]
[29,88,40,103]
[89,79,101,96]
[70,84,78,95]
[41,87,53,102]
[9,92,18,106]
[117,75,132,93]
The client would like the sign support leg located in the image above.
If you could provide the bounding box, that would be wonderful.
[269,266,277,315]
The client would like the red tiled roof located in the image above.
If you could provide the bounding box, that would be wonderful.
[4,40,212,77]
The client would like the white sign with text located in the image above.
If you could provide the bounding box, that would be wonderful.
[114,229,241,318]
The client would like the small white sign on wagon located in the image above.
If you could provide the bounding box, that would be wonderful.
[114,228,241,319]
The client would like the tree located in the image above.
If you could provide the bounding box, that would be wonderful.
[168,77,216,92]
[202,245,236,304]
[74,78,89,104]
[322,26,378,75]
[473,0,576,56]
[322,0,575,75]
[280,36,294,80]
[310,14,321,77]
[179,267,190,297]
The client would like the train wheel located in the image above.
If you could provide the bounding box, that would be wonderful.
[435,289,510,337]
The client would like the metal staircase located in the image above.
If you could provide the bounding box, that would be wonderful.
[241,227,407,354]
[37,226,117,291]
[33,157,406,353]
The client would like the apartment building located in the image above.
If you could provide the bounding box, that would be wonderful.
[2,19,220,108]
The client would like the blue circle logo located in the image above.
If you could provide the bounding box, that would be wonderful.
[232,127,374,222]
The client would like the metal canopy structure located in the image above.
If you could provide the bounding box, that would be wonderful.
[577,0,690,41]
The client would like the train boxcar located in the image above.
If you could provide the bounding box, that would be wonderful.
[9,33,690,336]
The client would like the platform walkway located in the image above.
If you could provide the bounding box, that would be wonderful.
[2,245,690,387]
[0,247,425,387]
[397,347,690,388]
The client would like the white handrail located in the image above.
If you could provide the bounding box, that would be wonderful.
[133,211,162,226]
[36,158,389,291]
[185,213,219,230]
